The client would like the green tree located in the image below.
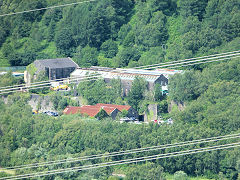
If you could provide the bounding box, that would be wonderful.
[114,47,141,67]
[73,45,98,67]
[135,11,168,48]
[128,77,147,111]
[55,27,75,56]
[0,72,23,87]
[8,53,22,66]
[173,171,189,180]
[100,39,118,58]
[169,70,200,102]
[95,109,109,120]
[179,0,208,20]
[126,163,166,180]
[0,27,7,47]
[138,46,165,66]
[154,83,163,101]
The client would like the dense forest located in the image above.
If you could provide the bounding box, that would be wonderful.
[0,0,239,67]
[1,0,240,179]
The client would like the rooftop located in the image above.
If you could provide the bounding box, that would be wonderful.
[96,103,131,112]
[34,58,79,69]
[63,105,118,117]
[63,104,132,117]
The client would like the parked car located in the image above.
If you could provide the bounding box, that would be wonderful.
[42,111,58,117]
[32,110,39,114]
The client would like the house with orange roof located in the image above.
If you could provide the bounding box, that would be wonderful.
[63,103,138,120]
[63,105,120,120]
[96,103,138,119]
[63,106,110,119]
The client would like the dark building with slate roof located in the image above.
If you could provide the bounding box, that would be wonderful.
[33,58,79,80]
[25,58,79,84]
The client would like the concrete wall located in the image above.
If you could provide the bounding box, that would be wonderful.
[144,104,158,122]
[168,100,185,112]
[28,94,54,111]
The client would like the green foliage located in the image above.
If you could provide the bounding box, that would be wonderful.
[0,0,239,67]
[95,108,109,120]
[77,79,123,105]
[0,27,7,47]
[0,72,24,87]
[158,100,168,114]
[138,46,165,66]
[73,45,98,67]
[55,27,75,56]
[50,93,77,110]
[101,39,118,58]
[114,47,141,67]
[173,171,189,180]
[26,63,37,77]
[126,163,166,180]
[128,77,147,111]
[1,1,240,179]
[179,0,208,20]
[169,70,200,102]
[121,109,128,117]
[154,83,163,101]
[98,56,113,67]
[169,58,240,102]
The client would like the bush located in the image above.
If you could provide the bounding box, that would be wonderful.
[173,171,189,180]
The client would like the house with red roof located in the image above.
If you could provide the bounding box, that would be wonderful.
[63,106,110,119]
[63,103,138,120]
[96,103,138,119]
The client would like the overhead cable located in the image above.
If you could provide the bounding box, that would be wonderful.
[142,52,240,70]
[135,50,240,69]
[0,0,97,17]
[2,133,240,171]
[0,51,239,95]
[2,142,240,180]
[167,56,239,69]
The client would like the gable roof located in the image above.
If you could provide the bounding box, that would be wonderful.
[63,106,81,115]
[34,58,79,69]
[79,106,103,117]
[81,105,117,116]
[63,105,117,117]
[96,103,131,112]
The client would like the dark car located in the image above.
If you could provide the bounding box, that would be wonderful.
[42,111,58,117]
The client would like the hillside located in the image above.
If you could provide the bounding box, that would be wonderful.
[1,59,240,179]
[1,0,240,179]
[0,0,239,67]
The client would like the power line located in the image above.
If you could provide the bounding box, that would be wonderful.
[0,0,97,17]
[135,50,240,69]
[0,56,237,95]
[0,50,239,95]
[2,142,240,180]
[0,73,101,89]
[142,52,240,70]
[2,133,240,171]
[167,56,239,69]
[0,50,238,90]
[0,74,102,95]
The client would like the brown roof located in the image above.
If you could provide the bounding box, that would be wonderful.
[79,106,103,117]
[63,106,81,115]
[96,103,131,112]
[63,105,117,117]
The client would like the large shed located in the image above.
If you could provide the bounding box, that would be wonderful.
[33,57,79,80]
